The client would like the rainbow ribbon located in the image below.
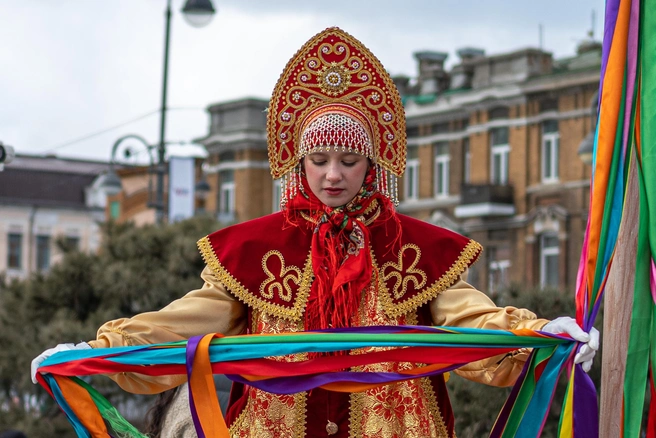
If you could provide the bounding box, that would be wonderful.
[37,326,583,438]
[567,0,656,436]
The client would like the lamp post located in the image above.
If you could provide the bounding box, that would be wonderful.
[105,134,156,200]
[154,0,216,223]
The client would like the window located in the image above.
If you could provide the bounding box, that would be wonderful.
[431,122,449,134]
[36,235,51,272]
[7,233,22,269]
[404,148,419,200]
[488,245,511,296]
[462,138,471,184]
[219,151,235,163]
[434,142,450,197]
[539,98,558,113]
[406,126,420,138]
[272,179,282,213]
[542,120,560,182]
[110,201,121,219]
[488,106,509,120]
[218,170,235,221]
[65,236,80,251]
[490,127,510,185]
[540,234,560,287]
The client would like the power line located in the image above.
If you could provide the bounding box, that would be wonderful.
[40,107,205,154]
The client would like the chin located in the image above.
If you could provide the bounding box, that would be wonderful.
[320,197,349,208]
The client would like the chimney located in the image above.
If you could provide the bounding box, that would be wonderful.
[413,51,449,95]
[450,48,485,90]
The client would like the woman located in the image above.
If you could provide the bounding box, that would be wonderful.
[32,27,597,437]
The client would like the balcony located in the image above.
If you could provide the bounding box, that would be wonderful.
[454,183,515,218]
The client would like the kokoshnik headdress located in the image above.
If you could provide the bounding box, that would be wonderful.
[267,27,407,207]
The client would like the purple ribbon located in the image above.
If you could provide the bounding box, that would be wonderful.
[599,0,622,110]
[186,335,206,438]
[573,364,599,438]
[224,362,467,395]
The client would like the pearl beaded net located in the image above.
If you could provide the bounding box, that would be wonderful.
[278,112,399,209]
[298,113,373,159]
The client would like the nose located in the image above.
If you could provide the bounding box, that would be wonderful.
[326,162,342,183]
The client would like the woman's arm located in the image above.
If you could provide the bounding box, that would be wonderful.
[88,266,247,394]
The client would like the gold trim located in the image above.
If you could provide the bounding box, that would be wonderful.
[420,377,450,438]
[229,403,248,436]
[294,391,307,438]
[108,328,133,346]
[348,391,364,438]
[198,236,313,321]
[379,240,483,318]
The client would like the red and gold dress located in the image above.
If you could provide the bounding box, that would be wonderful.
[89,207,546,437]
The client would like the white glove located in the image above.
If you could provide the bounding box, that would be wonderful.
[31,342,91,384]
[542,316,600,372]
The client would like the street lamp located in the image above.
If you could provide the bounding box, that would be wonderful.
[181,0,216,27]
[154,0,216,223]
[103,134,157,199]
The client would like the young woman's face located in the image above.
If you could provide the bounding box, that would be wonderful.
[304,150,369,207]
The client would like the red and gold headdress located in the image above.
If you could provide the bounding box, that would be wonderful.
[267,27,407,206]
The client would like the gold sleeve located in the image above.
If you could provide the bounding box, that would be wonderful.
[87,266,247,394]
[429,271,548,387]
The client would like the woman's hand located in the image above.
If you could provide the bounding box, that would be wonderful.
[542,316,600,372]
[31,342,91,384]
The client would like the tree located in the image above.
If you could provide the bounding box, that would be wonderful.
[0,216,221,437]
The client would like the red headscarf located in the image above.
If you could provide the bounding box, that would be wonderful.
[285,166,400,331]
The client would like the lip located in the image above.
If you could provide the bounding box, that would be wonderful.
[324,187,345,196]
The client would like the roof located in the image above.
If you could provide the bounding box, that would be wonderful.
[0,154,110,209]
[7,154,110,174]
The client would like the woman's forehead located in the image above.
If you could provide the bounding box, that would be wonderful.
[307,150,366,159]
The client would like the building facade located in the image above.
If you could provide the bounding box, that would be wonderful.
[398,41,600,293]
[195,98,276,224]
[0,155,112,281]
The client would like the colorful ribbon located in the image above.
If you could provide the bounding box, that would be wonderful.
[569,0,656,436]
[38,326,579,438]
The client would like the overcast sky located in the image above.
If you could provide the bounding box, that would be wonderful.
[0,0,605,163]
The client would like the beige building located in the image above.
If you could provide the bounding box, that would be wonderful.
[195,98,275,224]
[0,155,112,281]
[397,41,600,293]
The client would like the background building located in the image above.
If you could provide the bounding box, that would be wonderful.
[398,40,600,293]
[0,154,112,281]
[195,98,275,224]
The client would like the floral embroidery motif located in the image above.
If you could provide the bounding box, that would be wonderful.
[230,310,307,437]
[348,276,449,438]
[260,251,302,302]
[381,244,427,300]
